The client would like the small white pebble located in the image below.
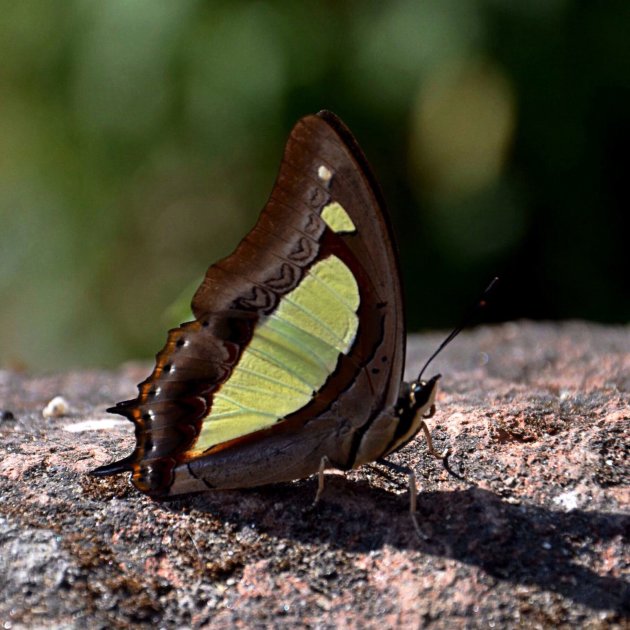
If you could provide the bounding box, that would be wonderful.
[42,396,70,418]
[317,164,333,183]
[552,489,580,511]
[541,541,552,550]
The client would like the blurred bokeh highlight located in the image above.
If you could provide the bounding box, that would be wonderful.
[1,1,628,370]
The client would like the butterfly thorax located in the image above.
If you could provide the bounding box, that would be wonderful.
[350,374,440,467]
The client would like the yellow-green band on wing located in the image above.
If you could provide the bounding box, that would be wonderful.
[194,254,359,452]
[321,202,356,234]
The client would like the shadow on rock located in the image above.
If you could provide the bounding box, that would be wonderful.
[183,481,629,615]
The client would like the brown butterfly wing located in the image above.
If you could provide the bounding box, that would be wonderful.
[93,111,405,497]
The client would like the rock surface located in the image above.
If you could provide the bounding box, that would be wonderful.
[0,321,628,628]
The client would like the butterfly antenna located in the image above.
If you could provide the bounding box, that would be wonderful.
[417,277,500,382]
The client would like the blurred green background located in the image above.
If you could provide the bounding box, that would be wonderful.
[1,0,629,371]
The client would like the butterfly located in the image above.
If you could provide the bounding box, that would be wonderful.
[92,111,446,507]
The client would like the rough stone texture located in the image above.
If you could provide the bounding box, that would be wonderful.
[0,321,628,628]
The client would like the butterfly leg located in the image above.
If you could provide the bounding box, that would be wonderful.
[377,459,427,540]
[313,455,331,505]
[407,471,428,540]
[419,419,450,460]
[419,416,466,480]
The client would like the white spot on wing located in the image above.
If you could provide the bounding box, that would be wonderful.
[317,165,333,184]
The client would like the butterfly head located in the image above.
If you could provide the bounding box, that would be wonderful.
[380,374,441,458]
[400,373,441,420]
